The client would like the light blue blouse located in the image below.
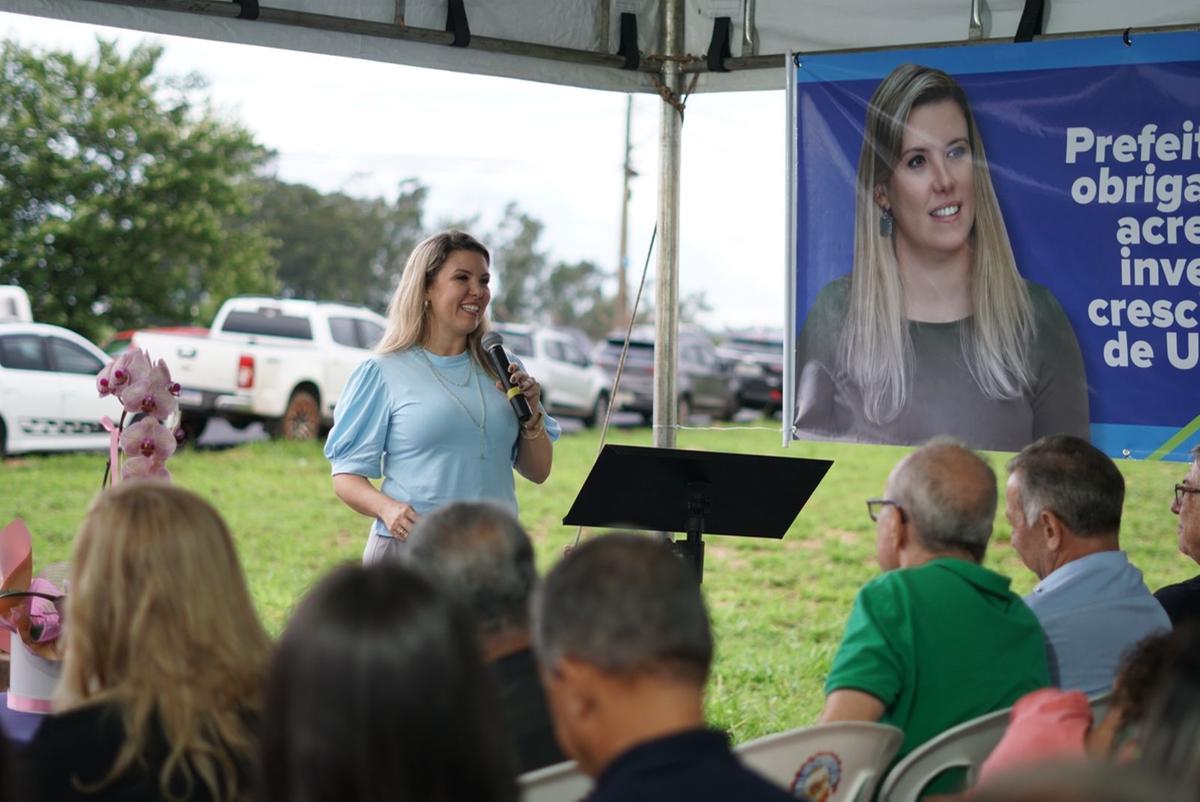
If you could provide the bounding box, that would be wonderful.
[324,347,560,541]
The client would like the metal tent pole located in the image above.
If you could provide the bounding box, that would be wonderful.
[653,0,683,449]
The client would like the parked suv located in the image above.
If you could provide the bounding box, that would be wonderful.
[717,329,784,416]
[492,323,610,427]
[592,326,736,424]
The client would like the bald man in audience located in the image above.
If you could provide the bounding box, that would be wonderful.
[1156,444,1200,627]
[405,501,564,773]
[821,440,1049,796]
[1005,435,1169,695]
[532,533,794,802]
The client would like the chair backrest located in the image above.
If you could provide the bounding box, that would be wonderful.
[737,721,905,802]
[518,759,592,802]
[877,705,1013,802]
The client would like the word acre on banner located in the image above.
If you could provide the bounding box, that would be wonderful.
[1066,121,1200,370]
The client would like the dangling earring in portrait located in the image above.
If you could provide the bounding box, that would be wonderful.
[879,206,894,238]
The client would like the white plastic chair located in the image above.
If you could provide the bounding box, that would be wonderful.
[737,721,905,802]
[518,759,592,802]
[877,706,1014,802]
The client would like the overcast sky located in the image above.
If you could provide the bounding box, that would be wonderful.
[0,11,787,331]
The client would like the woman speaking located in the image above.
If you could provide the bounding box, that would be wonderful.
[793,63,1089,452]
[324,230,558,564]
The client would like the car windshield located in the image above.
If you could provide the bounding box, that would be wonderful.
[495,330,533,357]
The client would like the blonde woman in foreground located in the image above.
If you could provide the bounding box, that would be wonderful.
[20,482,270,802]
[794,63,1089,452]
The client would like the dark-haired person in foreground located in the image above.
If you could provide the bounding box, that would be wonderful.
[405,500,564,773]
[259,562,517,802]
[1005,435,1169,695]
[1156,444,1200,627]
[820,440,1049,796]
[532,533,793,801]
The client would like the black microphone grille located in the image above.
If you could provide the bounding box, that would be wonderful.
[480,331,503,350]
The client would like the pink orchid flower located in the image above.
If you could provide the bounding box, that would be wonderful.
[27,577,63,643]
[96,347,151,398]
[119,358,180,421]
[121,455,172,482]
[119,416,178,462]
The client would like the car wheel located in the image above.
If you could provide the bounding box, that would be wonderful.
[677,394,692,425]
[275,390,321,441]
[584,393,609,429]
[177,414,208,447]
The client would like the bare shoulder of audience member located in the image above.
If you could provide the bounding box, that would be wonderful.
[259,561,518,802]
[21,482,270,802]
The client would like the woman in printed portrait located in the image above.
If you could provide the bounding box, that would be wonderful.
[793,63,1089,451]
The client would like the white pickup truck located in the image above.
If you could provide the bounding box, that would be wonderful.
[132,297,386,440]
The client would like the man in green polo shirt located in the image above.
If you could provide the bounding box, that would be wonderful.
[820,440,1050,795]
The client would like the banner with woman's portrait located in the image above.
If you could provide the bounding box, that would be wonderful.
[785,31,1200,460]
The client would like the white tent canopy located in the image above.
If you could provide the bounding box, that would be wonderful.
[4,0,1196,93]
[3,0,1198,446]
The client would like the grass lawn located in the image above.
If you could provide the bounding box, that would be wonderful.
[4,421,1192,742]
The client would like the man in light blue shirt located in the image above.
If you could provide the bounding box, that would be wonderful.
[1005,435,1170,696]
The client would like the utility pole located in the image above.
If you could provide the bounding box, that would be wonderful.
[615,94,635,330]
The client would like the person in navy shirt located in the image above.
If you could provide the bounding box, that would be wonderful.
[531,533,794,802]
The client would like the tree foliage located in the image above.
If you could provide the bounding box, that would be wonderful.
[0,39,277,340]
[256,177,427,311]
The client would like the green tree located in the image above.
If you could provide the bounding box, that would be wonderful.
[487,203,548,324]
[0,39,277,340]
[543,258,616,340]
[257,177,427,311]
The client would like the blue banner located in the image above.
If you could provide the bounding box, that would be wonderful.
[788,31,1200,460]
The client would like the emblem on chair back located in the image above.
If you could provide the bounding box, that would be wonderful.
[792,751,843,802]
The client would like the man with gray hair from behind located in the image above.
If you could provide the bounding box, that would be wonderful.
[1006,435,1170,695]
[821,439,1050,797]
[531,533,794,802]
[1155,443,1200,627]
[404,500,564,773]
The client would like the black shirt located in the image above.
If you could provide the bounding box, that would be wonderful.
[490,647,565,773]
[588,728,793,802]
[18,702,252,802]
[1155,575,1200,627]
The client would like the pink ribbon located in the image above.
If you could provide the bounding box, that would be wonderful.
[6,693,53,714]
[101,415,121,486]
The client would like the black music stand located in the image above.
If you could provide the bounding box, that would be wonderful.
[563,445,833,581]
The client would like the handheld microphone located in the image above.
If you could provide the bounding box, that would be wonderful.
[481,331,534,423]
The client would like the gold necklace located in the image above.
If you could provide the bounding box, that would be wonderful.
[418,349,487,460]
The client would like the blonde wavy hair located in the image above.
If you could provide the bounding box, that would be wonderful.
[60,482,270,802]
[375,229,498,379]
[842,63,1034,425]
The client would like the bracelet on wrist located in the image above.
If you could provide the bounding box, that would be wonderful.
[520,422,545,440]
[522,411,544,431]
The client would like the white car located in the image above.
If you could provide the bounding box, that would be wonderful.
[492,324,610,427]
[0,322,122,456]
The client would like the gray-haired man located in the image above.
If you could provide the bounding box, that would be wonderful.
[1006,435,1170,694]
[405,500,563,773]
[532,533,793,802]
[1156,444,1200,626]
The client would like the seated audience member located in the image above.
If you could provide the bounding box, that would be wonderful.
[1137,623,1200,792]
[21,483,271,802]
[970,761,1191,802]
[531,533,794,802]
[1006,436,1170,694]
[976,632,1171,786]
[820,441,1049,794]
[1156,445,1200,626]
[405,500,565,772]
[259,562,516,802]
